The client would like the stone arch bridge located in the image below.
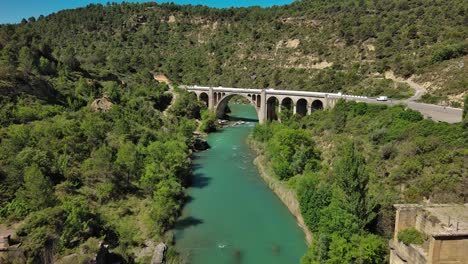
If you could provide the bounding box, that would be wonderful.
[181,86,369,124]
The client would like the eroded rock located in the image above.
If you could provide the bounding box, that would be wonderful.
[151,243,167,264]
[91,97,113,112]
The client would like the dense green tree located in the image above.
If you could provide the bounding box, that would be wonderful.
[60,197,98,247]
[151,178,184,233]
[268,127,320,179]
[297,173,332,232]
[74,77,96,101]
[18,47,36,73]
[16,164,55,212]
[141,140,190,192]
[169,90,204,119]
[82,145,114,186]
[334,141,376,228]
[60,47,80,71]
[115,141,139,184]
[327,233,386,264]
[200,109,217,132]
[38,56,55,75]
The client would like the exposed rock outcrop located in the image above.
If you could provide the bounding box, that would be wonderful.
[151,243,167,264]
[153,74,171,85]
[91,97,113,112]
[0,234,10,251]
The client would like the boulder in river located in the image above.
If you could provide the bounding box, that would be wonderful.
[193,138,210,151]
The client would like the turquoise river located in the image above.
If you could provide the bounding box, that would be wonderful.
[174,104,307,264]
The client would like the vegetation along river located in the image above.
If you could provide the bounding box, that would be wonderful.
[174,103,307,264]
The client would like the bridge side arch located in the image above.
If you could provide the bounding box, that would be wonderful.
[280,97,294,112]
[311,99,324,111]
[199,92,209,107]
[266,96,279,121]
[296,98,308,116]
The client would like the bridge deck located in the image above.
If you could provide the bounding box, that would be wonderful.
[183,85,368,99]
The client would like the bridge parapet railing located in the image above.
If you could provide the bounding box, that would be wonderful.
[181,85,210,91]
[181,85,369,100]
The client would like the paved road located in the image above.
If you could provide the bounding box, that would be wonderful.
[352,97,463,123]
[378,72,463,123]
[384,71,427,102]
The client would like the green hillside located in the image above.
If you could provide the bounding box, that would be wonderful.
[1,0,467,103]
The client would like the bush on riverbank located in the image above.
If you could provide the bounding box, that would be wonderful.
[256,125,321,179]
[200,110,217,132]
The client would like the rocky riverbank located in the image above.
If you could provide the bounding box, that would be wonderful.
[249,139,313,245]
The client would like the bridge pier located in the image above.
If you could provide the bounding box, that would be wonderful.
[208,87,215,111]
[259,89,266,124]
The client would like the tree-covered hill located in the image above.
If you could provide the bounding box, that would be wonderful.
[1,0,467,105]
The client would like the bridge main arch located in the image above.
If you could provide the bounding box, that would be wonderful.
[215,93,261,120]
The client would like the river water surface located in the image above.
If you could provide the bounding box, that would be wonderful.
[174,104,307,264]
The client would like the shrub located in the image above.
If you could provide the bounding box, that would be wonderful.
[397,228,424,245]
[431,43,468,63]
[200,110,217,132]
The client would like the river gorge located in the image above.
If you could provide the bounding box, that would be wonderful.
[174,104,307,264]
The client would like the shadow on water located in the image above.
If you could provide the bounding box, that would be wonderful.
[227,115,258,122]
[192,163,203,169]
[175,216,204,231]
[190,172,211,188]
[184,195,194,204]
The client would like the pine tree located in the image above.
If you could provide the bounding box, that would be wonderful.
[334,141,376,228]
[17,164,55,211]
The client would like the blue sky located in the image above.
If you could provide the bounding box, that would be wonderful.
[0,0,294,24]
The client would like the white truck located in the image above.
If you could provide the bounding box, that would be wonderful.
[377,96,388,101]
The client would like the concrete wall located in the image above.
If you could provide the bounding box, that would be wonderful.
[429,237,468,264]
[394,205,420,239]
[390,239,428,264]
